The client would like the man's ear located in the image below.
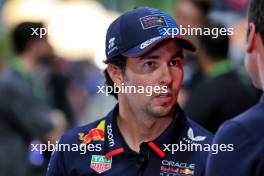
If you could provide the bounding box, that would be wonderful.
[246,23,256,53]
[107,64,124,85]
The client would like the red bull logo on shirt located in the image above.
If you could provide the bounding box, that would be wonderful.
[79,120,105,145]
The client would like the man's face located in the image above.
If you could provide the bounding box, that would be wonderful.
[244,24,264,90]
[244,48,261,89]
[121,40,184,118]
[32,38,54,64]
[175,0,204,28]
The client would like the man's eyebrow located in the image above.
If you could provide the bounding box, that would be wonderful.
[172,51,184,58]
[138,50,184,60]
[138,54,159,60]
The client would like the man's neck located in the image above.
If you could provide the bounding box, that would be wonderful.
[117,102,174,152]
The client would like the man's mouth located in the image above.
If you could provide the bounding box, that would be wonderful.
[154,92,173,104]
[156,92,172,97]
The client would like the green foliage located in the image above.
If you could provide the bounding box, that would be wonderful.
[97,0,177,15]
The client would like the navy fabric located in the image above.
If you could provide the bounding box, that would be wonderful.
[206,94,264,176]
[47,104,213,176]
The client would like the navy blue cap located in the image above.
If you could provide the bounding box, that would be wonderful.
[105,7,196,60]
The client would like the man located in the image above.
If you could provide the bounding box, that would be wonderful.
[206,0,264,175]
[47,7,213,176]
[0,22,55,176]
[174,0,212,107]
[184,22,259,133]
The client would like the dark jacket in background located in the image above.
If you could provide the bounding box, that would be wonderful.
[184,71,259,133]
[0,64,53,176]
[206,93,264,175]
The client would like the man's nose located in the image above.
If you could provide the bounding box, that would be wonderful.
[159,64,172,86]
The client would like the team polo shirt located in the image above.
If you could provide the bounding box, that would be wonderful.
[47,104,213,176]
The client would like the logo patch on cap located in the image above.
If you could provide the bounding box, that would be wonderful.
[140,15,167,30]
[140,36,161,49]
[107,37,118,55]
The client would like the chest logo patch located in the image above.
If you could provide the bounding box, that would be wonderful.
[90,155,112,174]
[160,160,195,176]
[187,128,206,142]
[79,120,105,145]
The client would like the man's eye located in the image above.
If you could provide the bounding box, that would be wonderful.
[144,61,155,67]
[170,59,182,67]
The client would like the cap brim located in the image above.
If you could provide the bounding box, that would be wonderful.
[122,35,196,58]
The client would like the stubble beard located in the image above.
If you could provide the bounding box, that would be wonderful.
[123,76,175,119]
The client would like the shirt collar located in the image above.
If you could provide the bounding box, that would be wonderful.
[104,104,186,159]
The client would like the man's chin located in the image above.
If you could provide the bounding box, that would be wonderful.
[154,97,176,108]
[148,104,175,117]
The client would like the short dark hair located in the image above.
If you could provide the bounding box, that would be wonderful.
[11,22,45,54]
[198,22,229,61]
[248,0,264,42]
[104,55,127,99]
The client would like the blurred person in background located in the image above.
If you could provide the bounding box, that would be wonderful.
[211,0,248,27]
[210,0,250,74]
[48,58,76,128]
[71,60,116,125]
[175,0,211,28]
[48,58,115,127]
[174,0,212,106]
[206,0,264,175]
[184,22,259,133]
[0,22,67,176]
